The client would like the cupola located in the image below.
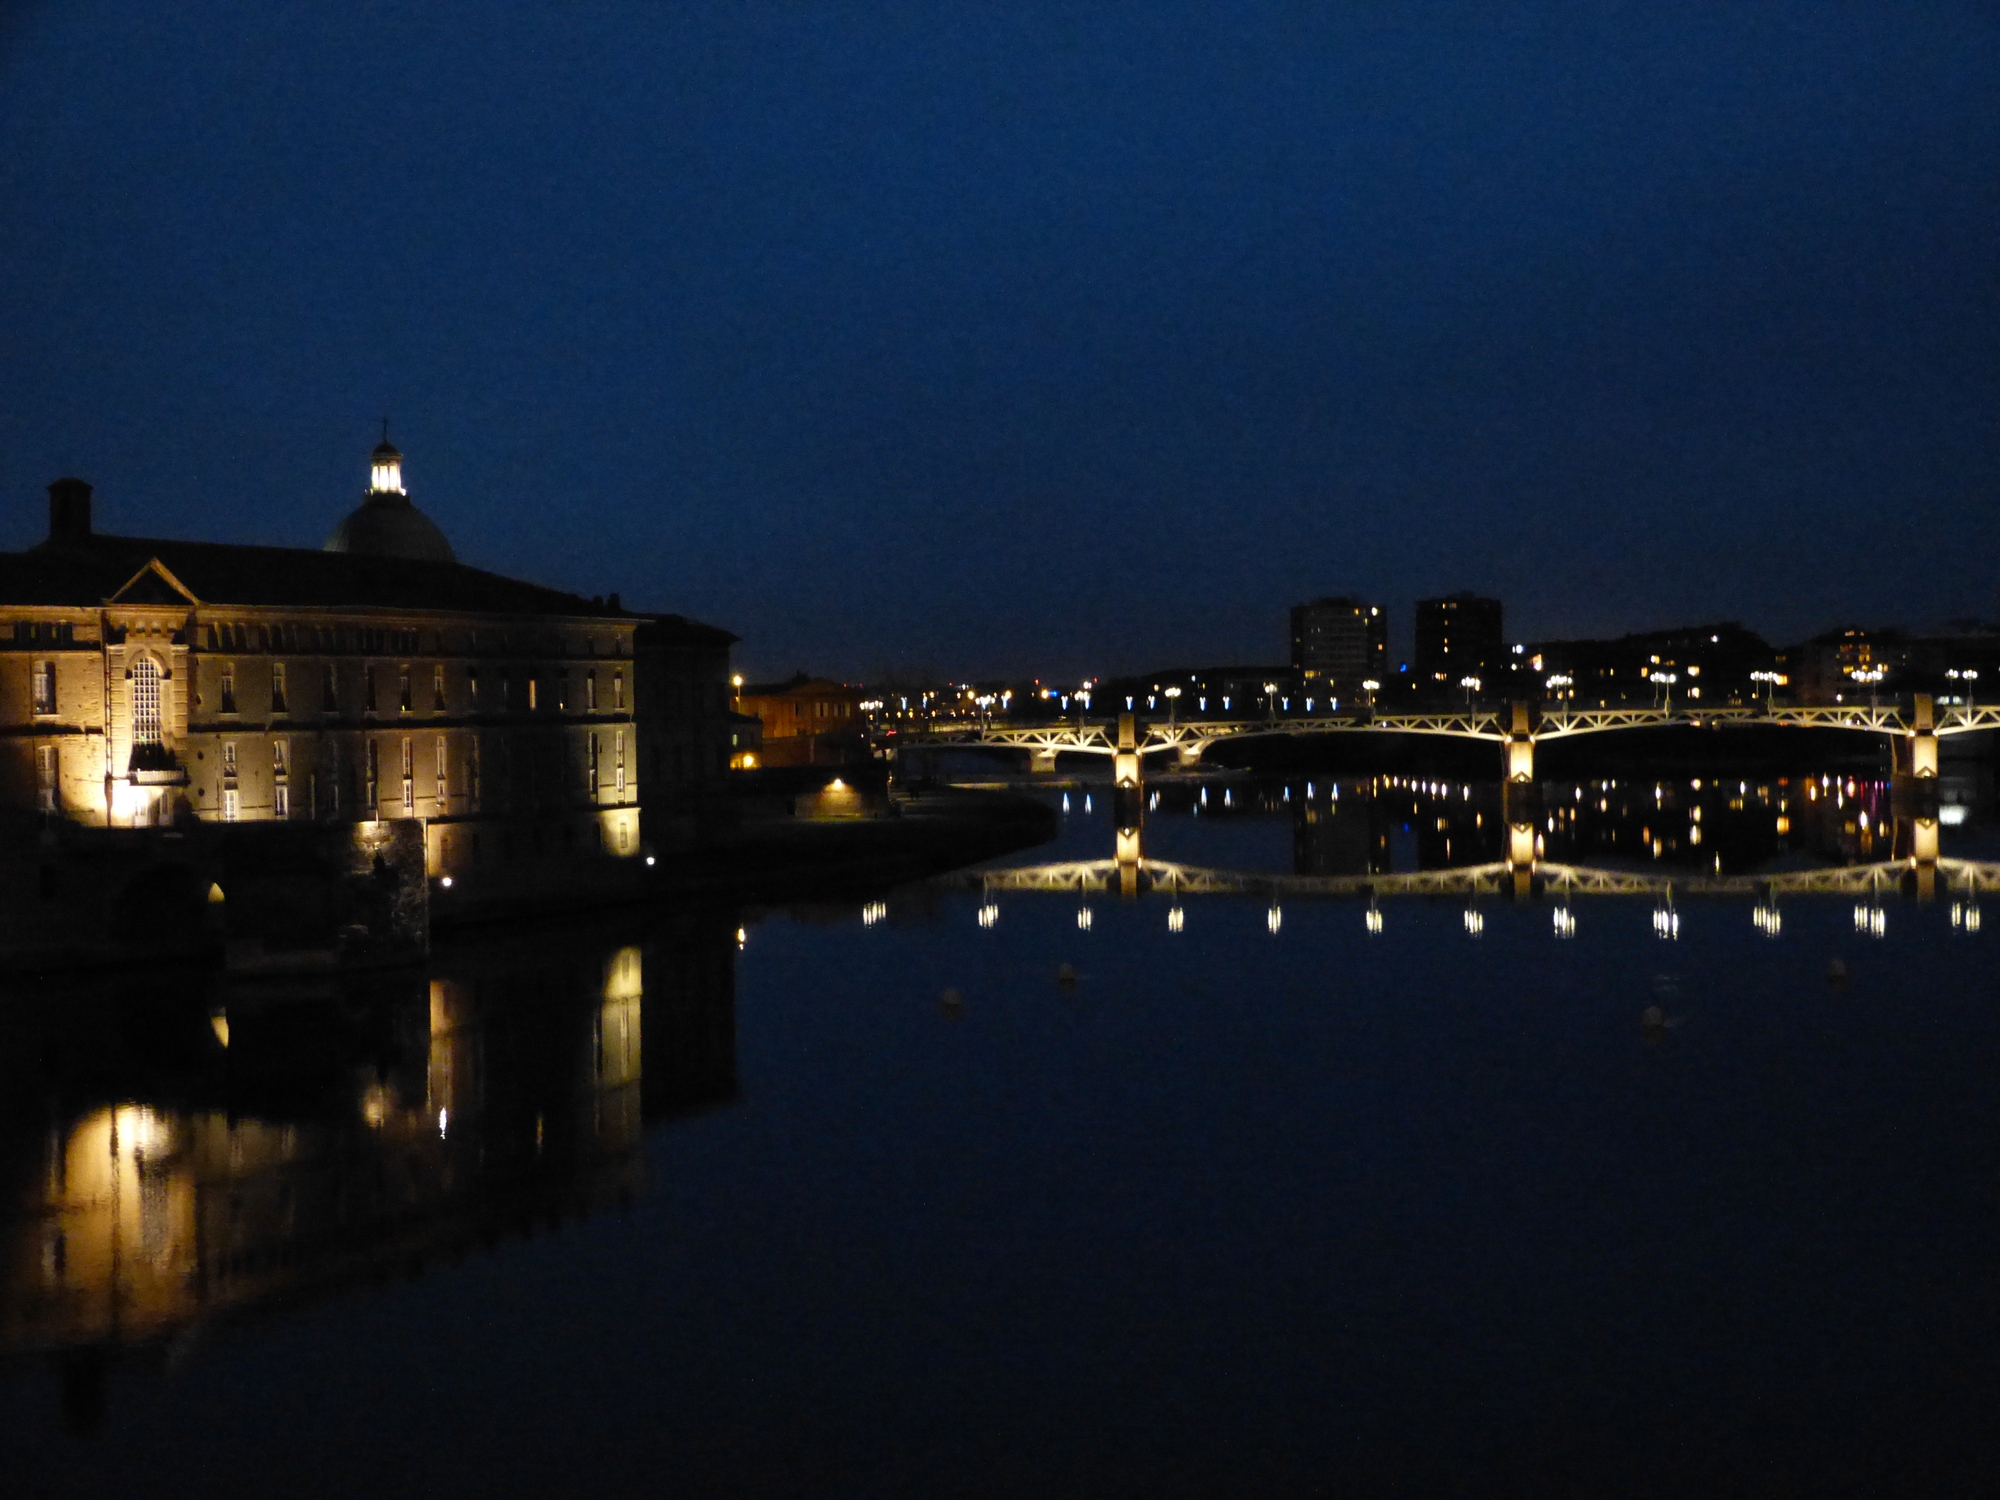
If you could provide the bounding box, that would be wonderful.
[323,430,456,564]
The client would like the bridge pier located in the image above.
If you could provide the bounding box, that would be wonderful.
[1176,744,1203,770]
[1029,748,1059,775]
[1113,713,1142,789]
[1910,693,1939,779]
[1503,702,1535,783]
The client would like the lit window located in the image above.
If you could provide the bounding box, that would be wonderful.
[400,665,413,713]
[435,736,448,805]
[586,670,597,712]
[132,658,164,744]
[32,660,55,716]
[613,671,624,711]
[364,667,378,714]
[401,738,414,813]
[37,745,57,813]
[433,665,446,712]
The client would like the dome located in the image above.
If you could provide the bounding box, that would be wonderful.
[323,432,457,563]
[323,493,456,563]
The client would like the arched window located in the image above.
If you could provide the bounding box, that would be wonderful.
[131,656,163,745]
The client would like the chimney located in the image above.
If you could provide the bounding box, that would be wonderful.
[47,478,92,544]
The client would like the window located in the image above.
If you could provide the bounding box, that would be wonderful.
[613,671,624,711]
[399,665,412,713]
[528,677,539,712]
[32,660,55,716]
[468,737,481,810]
[222,786,239,821]
[468,667,480,710]
[322,662,337,712]
[271,662,288,714]
[364,667,378,713]
[401,737,414,813]
[615,731,626,795]
[273,739,289,817]
[558,671,570,712]
[588,733,601,798]
[586,670,597,712]
[222,741,237,778]
[37,746,57,813]
[274,781,289,818]
[435,736,449,806]
[366,741,379,811]
[219,663,237,715]
[132,657,164,744]
[433,665,447,712]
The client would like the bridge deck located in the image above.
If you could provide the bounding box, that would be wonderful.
[893,702,2000,755]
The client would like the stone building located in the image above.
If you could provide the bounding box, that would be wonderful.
[0,441,733,928]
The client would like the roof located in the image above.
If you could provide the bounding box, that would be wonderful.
[0,532,735,643]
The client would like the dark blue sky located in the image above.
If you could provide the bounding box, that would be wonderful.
[2,2,1994,679]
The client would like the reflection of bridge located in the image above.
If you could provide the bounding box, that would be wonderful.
[950,857,2000,902]
[896,695,2000,781]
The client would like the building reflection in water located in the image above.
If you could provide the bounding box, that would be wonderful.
[0,911,738,1426]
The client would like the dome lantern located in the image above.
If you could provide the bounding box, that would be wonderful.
[324,429,456,564]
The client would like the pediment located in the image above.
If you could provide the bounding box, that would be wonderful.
[107,558,200,607]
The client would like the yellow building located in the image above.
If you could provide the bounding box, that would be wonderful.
[0,441,734,907]
[733,672,865,766]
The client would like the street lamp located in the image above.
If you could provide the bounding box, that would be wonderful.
[1164,685,1181,726]
[1750,669,1786,709]
[1263,682,1279,722]
[1648,670,1678,710]
[1850,665,1885,708]
[1460,674,1481,710]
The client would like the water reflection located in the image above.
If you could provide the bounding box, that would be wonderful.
[955,769,2000,919]
[0,911,737,1425]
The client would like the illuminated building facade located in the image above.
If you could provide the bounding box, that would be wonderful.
[1289,597,1387,697]
[733,673,865,766]
[0,445,733,893]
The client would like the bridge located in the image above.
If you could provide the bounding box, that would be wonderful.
[890,695,2000,783]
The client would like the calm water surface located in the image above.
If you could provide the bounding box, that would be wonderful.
[7,772,2000,1497]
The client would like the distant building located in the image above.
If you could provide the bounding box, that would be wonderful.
[1414,593,1504,694]
[1527,622,1779,706]
[1097,666,1304,718]
[734,673,865,765]
[1289,597,1387,698]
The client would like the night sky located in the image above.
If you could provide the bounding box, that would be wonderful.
[1,2,1994,679]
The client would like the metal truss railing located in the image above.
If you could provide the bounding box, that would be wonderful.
[890,699,2000,757]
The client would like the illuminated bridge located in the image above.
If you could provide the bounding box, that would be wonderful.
[891,696,2000,782]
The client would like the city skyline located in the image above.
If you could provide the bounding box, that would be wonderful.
[3,3,1995,680]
